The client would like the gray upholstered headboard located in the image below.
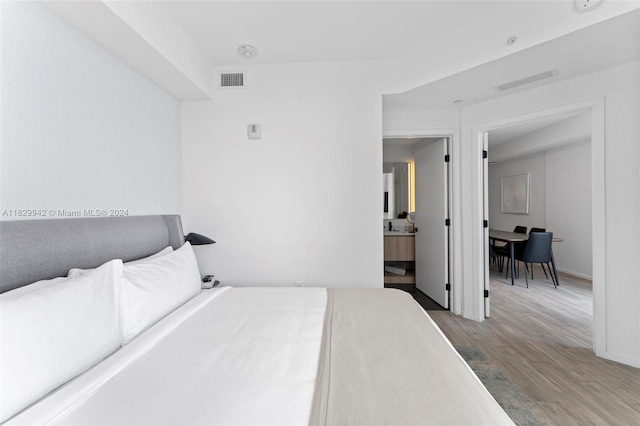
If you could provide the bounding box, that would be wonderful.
[0,215,184,294]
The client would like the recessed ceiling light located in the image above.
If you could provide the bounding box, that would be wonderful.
[237,45,258,59]
[506,36,517,46]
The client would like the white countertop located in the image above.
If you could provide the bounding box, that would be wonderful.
[384,232,415,236]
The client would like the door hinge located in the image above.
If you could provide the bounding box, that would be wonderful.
[482,150,488,159]
[484,289,489,298]
[445,218,451,226]
[444,154,450,163]
[483,220,488,228]
[446,283,451,291]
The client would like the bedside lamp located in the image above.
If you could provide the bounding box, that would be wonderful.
[185,233,219,289]
[184,232,216,246]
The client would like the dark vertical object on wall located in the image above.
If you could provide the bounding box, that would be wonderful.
[184,233,216,246]
[384,192,389,213]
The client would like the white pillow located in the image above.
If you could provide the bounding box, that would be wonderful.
[120,242,201,343]
[1,276,68,298]
[0,260,123,422]
[128,245,173,264]
[68,246,173,277]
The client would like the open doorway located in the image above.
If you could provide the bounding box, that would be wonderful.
[477,100,603,354]
[383,136,451,311]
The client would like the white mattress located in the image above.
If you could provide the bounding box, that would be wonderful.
[8,287,328,425]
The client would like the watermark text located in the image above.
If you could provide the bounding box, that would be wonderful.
[2,209,130,218]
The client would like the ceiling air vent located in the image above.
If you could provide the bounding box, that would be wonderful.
[496,69,557,92]
[219,72,245,89]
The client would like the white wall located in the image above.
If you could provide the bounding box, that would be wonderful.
[545,140,592,279]
[383,109,458,132]
[488,140,592,279]
[488,153,546,232]
[182,60,393,288]
[42,1,213,100]
[0,2,182,219]
[458,60,639,367]
[383,144,414,163]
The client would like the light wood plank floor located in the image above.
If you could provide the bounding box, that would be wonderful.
[428,264,640,426]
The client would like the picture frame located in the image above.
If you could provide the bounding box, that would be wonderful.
[501,173,529,214]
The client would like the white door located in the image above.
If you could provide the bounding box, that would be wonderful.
[414,138,449,308]
[482,132,490,317]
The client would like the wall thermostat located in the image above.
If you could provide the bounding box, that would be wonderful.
[248,124,261,139]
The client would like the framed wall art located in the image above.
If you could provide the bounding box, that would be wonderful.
[501,173,529,214]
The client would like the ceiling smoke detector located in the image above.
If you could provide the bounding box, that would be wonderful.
[237,45,258,59]
[575,0,603,12]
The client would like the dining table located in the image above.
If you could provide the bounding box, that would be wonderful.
[489,230,564,286]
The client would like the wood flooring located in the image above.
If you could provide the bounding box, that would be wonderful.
[428,264,640,426]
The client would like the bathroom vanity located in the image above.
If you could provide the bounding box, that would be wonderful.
[383,233,415,286]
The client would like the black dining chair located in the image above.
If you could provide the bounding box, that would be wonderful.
[489,244,504,271]
[516,232,557,288]
[514,225,528,234]
[495,226,527,278]
[527,228,548,279]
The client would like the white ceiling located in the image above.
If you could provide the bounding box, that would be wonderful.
[384,8,640,110]
[161,1,471,65]
[158,1,638,109]
[42,1,639,105]
[487,111,584,147]
[158,1,636,68]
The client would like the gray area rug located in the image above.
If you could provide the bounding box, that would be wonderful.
[455,346,545,426]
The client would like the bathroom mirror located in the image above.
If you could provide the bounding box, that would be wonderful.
[383,162,412,218]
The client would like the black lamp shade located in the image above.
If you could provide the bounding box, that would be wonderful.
[185,233,216,246]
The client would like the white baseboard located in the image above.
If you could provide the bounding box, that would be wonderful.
[556,268,592,281]
[596,349,640,369]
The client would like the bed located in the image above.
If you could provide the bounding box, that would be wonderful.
[0,215,513,425]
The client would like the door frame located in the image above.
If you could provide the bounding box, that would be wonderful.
[383,128,461,315]
[481,131,490,317]
[471,98,605,355]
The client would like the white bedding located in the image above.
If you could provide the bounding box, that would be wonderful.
[7,287,327,425]
[7,286,513,425]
